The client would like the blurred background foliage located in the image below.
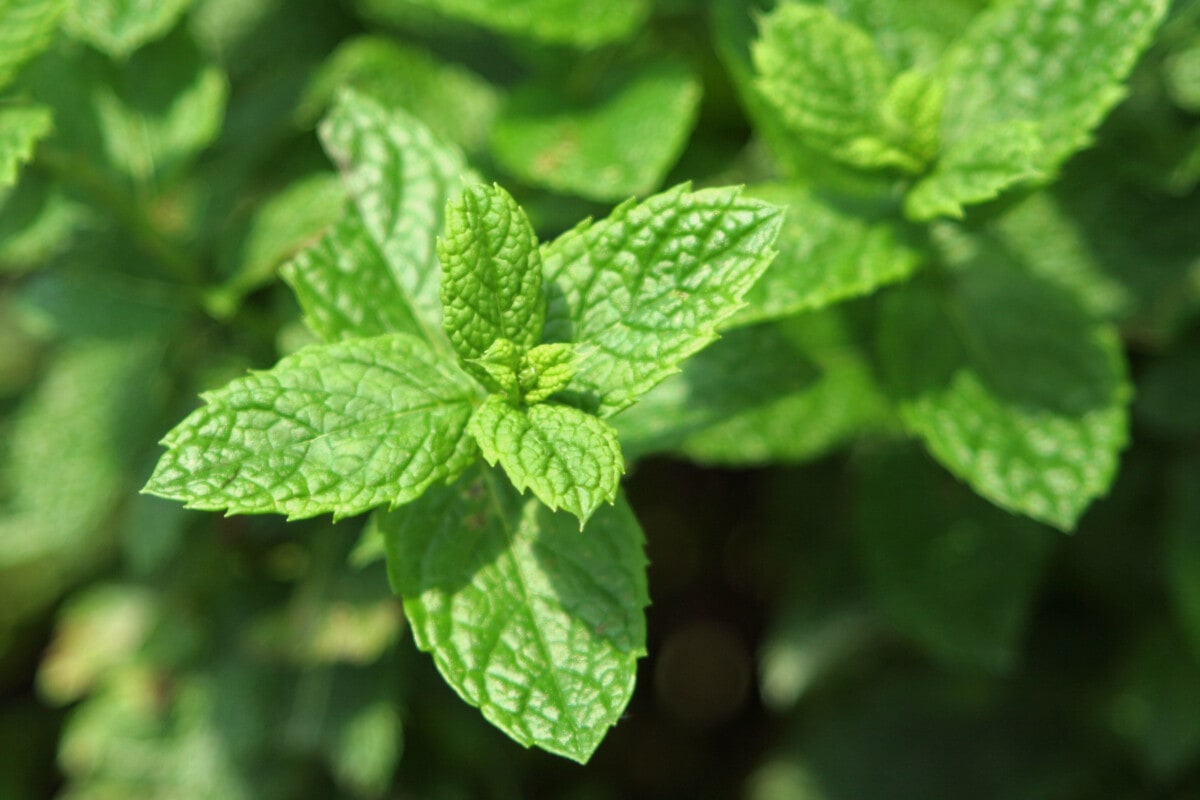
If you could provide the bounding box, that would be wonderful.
[1,0,1199,797]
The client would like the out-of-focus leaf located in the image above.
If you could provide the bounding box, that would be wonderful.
[878,257,1131,531]
[733,184,922,327]
[0,105,52,188]
[492,59,702,201]
[355,0,650,48]
[616,311,892,465]
[1107,624,1200,780]
[64,0,194,59]
[38,584,157,705]
[939,0,1169,175]
[0,174,92,273]
[299,35,498,154]
[853,446,1054,669]
[0,0,69,91]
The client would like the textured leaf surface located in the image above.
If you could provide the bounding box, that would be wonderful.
[939,0,1169,174]
[439,183,544,361]
[0,0,68,91]
[319,91,477,330]
[144,334,480,520]
[361,0,650,47]
[469,396,622,525]
[541,184,784,416]
[879,263,1131,530]
[491,59,701,201]
[376,464,648,763]
[733,184,922,327]
[854,447,1054,669]
[616,312,892,464]
[753,4,915,170]
[281,207,428,344]
[0,105,52,188]
[64,0,193,58]
[905,121,1044,221]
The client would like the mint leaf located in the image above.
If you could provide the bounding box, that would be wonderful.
[144,334,480,520]
[616,311,891,464]
[469,395,622,525]
[753,5,889,167]
[879,261,1131,531]
[299,35,499,154]
[905,121,1044,221]
[376,464,647,763]
[939,0,1169,175]
[541,184,784,416]
[732,184,922,327]
[359,0,650,48]
[753,4,930,172]
[519,343,576,404]
[854,446,1054,669]
[319,90,478,331]
[439,183,544,361]
[491,59,702,201]
[281,207,428,344]
[0,0,68,91]
[0,105,52,188]
[64,0,193,59]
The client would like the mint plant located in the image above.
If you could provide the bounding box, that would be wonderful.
[4,0,1200,794]
[144,92,784,760]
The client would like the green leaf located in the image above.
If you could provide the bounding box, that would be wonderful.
[144,333,481,520]
[541,184,784,416]
[282,204,430,345]
[753,4,919,171]
[878,261,1131,531]
[616,311,891,464]
[519,343,576,404]
[24,27,227,184]
[905,121,1045,221]
[359,0,650,47]
[319,90,478,331]
[853,446,1054,670]
[376,464,647,762]
[491,59,702,201]
[0,0,68,91]
[439,183,545,361]
[299,35,499,154]
[732,184,922,327]
[939,0,1169,175]
[0,105,52,188]
[0,173,89,272]
[64,0,193,58]
[212,171,346,312]
[469,395,622,525]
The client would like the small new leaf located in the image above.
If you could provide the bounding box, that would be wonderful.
[541,184,784,416]
[520,343,576,404]
[144,334,480,520]
[469,396,623,526]
[439,183,545,362]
